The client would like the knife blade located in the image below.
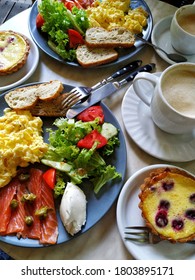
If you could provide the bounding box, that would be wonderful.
[66,63,155,119]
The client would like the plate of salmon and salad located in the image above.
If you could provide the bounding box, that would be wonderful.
[0,80,127,247]
[28,0,153,67]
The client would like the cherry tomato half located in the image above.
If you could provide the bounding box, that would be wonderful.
[36,13,45,28]
[77,106,104,124]
[68,29,85,48]
[42,168,56,189]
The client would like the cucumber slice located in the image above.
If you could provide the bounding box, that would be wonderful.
[101,123,118,140]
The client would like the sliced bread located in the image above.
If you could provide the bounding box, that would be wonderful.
[4,80,64,110]
[76,45,118,67]
[30,94,69,117]
[85,27,135,48]
[4,84,40,110]
[35,80,64,101]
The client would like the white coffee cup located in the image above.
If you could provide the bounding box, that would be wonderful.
[170,5,195,55]
[132,63,195,134]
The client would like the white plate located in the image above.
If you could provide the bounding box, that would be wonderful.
[151,16,195,65]
[121,73,195,162]
[0,36,39,93]
[116,164,195,260]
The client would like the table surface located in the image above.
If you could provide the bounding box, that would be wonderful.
[0,0,195,260]
[0,0,34,24]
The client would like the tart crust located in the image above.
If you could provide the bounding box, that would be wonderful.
[0,30,30,75]
[139,167,195,243]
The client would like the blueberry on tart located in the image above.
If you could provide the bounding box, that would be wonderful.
[0,30,30,75]
[139,167,195,243]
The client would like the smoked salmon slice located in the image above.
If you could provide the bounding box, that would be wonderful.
[0,179,17,234]
[40,178,58,244]
[6,182,26,235]
[24,168,42,240]
[0,168,58,245]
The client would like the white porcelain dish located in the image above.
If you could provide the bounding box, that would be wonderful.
[116,164,195,260]
[0,36,39,93]
[151,16,195,64]
[121,73,195,162]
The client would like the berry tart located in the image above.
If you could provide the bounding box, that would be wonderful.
[139,167,195,243]
[0,30,30,75]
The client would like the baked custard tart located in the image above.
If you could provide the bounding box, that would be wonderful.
[139,167,195,243]
[0,30,30,75]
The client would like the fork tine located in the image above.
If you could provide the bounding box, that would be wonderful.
[64,93,82,108]
[124,226,150,243]
[124,231,148,237]
[125,226,149,230]
[124,228,149,242]
[69,88,80,94]
[124,237,148,243]
[124,226,162,244]
[60,91,82,110]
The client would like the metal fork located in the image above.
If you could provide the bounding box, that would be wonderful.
[58,91,84,109]
[60,60,142,110]
[124,226,195,244]
[124,226,162,244]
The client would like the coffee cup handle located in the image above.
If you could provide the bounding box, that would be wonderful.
[133,72,159,106]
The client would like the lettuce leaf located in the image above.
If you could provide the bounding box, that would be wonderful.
[91,165,122,194]
[43,117,121,194]
[38,0,89,61]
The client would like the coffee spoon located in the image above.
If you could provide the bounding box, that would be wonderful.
[135,34,187,63]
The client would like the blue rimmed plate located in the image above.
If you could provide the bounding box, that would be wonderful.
[28,0,153,68]
[0,82,127,247]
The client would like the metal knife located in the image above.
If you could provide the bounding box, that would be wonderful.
[91,59,142,90]
[66,63,155,119]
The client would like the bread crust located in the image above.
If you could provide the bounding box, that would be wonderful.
[85,27,135,48]
[0,30,30,76]
[36,80,64,101]
[139,167,195,243]
[30,94,69,117]
[76,45,118,67]
[4,80,64,110]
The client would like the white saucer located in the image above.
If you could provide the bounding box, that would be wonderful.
[151,16,195,64]
[121,73,195,162]
[0,36,39,93]
[116,164,195,260]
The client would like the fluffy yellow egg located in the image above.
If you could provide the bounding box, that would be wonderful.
[87,0,148,34]
[0,109,48,188]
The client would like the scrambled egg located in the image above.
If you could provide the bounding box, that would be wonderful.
[87,0,148,34]
[0,109,48,188]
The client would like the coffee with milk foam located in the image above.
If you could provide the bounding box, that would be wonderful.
[177,14,195,35]
[162,69,195,118]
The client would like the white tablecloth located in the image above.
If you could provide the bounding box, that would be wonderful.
[0,0,194,260]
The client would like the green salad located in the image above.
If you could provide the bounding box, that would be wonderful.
[41,110,121,196]
[38,0,89,61]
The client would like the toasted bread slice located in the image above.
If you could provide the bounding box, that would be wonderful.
[85,27,135,48]
[76,45,118,67]
[4,80,64,110]
[35,80,64,101]
[30,94,69,117]
[4,85,40,110]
